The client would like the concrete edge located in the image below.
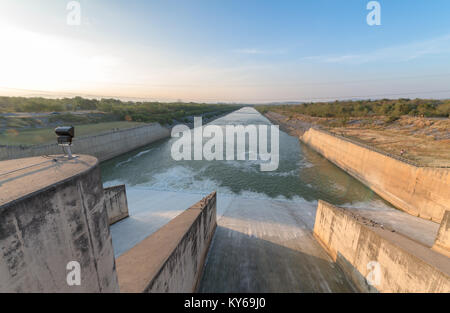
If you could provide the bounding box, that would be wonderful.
[315,200,450,284]
[433,210,450,258]
[0,155,99,212]
[116,191,217,293]
[146,191,217,293]
[104,184,130,225]
[300,128,449,223]
[109,212,130,225]
[193,222,217,293]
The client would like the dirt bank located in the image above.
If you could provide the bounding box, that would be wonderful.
[264,111,450,167]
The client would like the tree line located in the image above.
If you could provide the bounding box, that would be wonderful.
[257,98,450,119]
[0,96,242,125]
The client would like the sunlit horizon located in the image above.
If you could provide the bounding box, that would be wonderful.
[1,0,450,103]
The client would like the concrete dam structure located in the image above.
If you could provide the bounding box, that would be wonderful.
[0,108,448,293]
[301,128,450,223]
[116,192,217,293]
[0,123,170,162]
[0,153,218,293]
[0,155,118,292]
[314,201,450,292]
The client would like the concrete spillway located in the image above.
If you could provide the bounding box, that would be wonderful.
[110,190,355,292]
[110,186,447,293]
[198,197,355,292]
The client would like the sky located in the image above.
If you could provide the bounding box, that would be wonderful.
[0,0,450,103]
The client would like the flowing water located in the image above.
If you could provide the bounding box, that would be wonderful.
[102,107,397,261]
[100,107,433,292]
[101,107,391,209]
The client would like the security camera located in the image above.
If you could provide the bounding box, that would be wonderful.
[55,126,74,144]
[55,126,75,159]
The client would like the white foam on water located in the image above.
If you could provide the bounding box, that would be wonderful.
[235,189,316,205]
[267,169,299,177]
[103,179,125,188]
[137,165,220,193]
[115,148,154,168]
[116,164,313,205]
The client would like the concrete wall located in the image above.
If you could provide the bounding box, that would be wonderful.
[434,211,450,257]
[314,200,450,293]
[301,128,450,223]
[0,155,119,292]
[116,192,217,293]
[104,185,129,225]
[0,123,170,162]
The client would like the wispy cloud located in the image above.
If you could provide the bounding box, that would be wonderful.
[232,48,286,55]
[302,34,450,64]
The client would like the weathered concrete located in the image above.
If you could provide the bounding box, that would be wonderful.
[434,211,450,257]
[0,155,119,292]
[109,189,211,258]
[198,197,355,292]
[345,204,439,248]
[314,200,450,293]
[301,128,450,223]
[0,123,170,162]
[116,192,217,293]
[104,185,129,225]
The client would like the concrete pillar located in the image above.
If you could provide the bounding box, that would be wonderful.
[0,155,119,292]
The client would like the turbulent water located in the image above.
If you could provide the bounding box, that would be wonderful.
[101,107,392,211]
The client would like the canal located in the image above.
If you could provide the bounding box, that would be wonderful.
[101,107,394,292]
[101,107,390,210]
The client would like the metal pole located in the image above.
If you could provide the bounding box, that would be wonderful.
[66,145,73,160]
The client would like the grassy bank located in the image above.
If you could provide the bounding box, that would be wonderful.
[0,96,242,125]
[0,96,242,145]
[0,121,146,145]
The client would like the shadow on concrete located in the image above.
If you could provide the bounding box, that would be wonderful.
[0,156,91,187]
[110,214,174,257]
[336,252,379,293]
[197,226,356,293]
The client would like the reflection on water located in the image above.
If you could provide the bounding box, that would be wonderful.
[101,107,392,209]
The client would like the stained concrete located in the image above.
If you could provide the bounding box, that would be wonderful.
[345,205,440,247]
[314,201,450,293]
[0,155,118,292]
[104,185,129,225]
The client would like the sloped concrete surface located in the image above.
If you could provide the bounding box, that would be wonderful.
[116,192,217,293]
[198,198,355,292]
